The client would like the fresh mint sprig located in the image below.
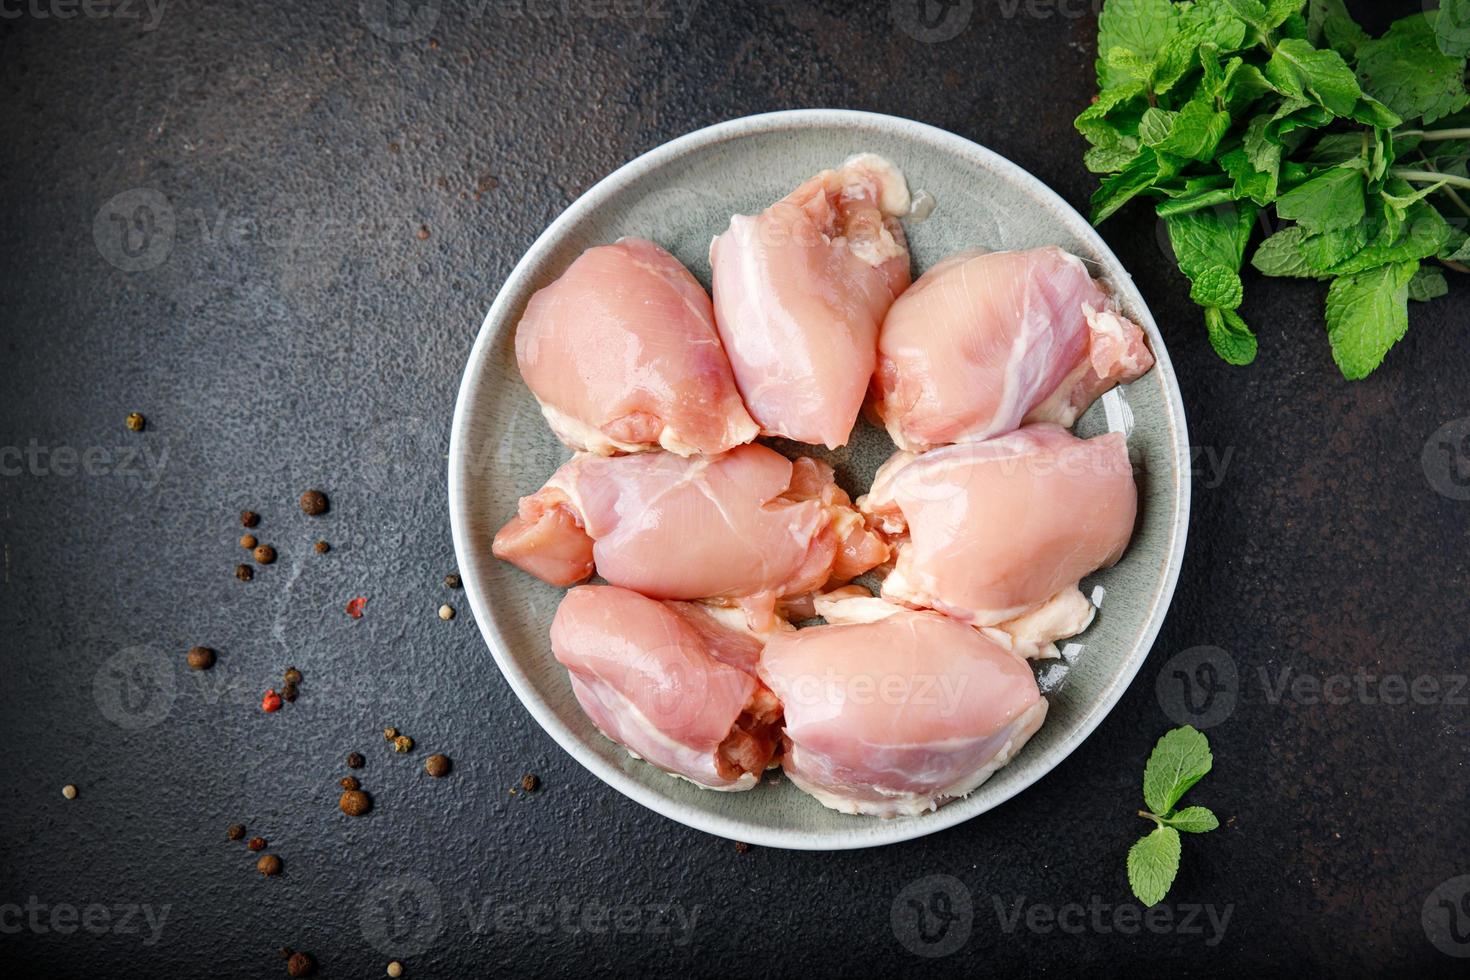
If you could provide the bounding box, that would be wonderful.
[1127,725,1218,906]
[1078,0,1470,379]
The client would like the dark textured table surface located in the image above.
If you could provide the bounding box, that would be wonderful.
[3,1,1468,976]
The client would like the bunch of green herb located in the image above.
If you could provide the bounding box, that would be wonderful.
[1078,0,1470,378]
[1128,726,1219,906]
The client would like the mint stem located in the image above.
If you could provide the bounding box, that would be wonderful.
[1390,169,1470,191]
[1396,128,1470,142]
[1137,809,1165,825]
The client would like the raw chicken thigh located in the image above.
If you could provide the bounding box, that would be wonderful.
[551,585,782,790]
[869,246,1154,452]
[709,154,912,449]
[515,237,758,456]
[758,589,1046,817]
[493,444,887,628]
[860,423,1137,646]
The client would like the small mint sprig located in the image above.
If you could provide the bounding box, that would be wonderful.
[1127,725,1219,907]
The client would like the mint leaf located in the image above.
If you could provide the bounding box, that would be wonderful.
[1265,37,1362,116]
[1092,150,1162,223]
[1143,726,1214,814]
[1325,260,1419,379]
[1154,0,1251,94]
[1221,145,1278,204]
[1206,306,1259,364]
[1253,225,1317,276]
[1356,14,1470,125]
[1098,0,1181,89]
[1086,141,1144,173]
[1155,98,1234,160]
[1190,266,1245,309]
[1275,166,1365,232]
[1128,826,1182,906]
[1446,237,1470,262]
[1307,0,1369,58]
[1326,203,1451,276]
[1164,806,1221,833]
[1437,0,1470,57]
[1409,266,1449,302]
[1164,202,1258,278]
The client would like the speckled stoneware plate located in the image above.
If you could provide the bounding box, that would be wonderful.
[448,109,1190,850]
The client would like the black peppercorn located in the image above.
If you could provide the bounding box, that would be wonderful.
[241,510,260,528]
[247,836,266,852]
[339,790,371,816]
[340,776,359,791]
[187,646,215,671]
[314,540,329,554]
[284,667,302,685]
[280,682,298,703]
[444,573,461,589]
[227,824,245,841]
[299,490,328,516]
[286,951,314,976]
[125,412,146,432]
[520,773,539,793]
[236,564,254,582]
[346,752,364,769]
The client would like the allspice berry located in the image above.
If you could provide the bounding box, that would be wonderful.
[125,412,146,432]
[425,754,451,778]
[187,646,216,671]
[387,962,404,978]
[339,790,371,816]
[299,490,329,516]
[227,824,245,841]
[254,544,277,565]
[257,854,283,877]
[247,837,267,852]
[236,564,254,582]
[286,951,315,977]
[240,534,257,549]
[284,667,303,685]
[393,735,413,754]
[314,540,330,554]
[340,776,360,791]
[346,752,365,769]
[520,773,539,793]
[241,510,260,528]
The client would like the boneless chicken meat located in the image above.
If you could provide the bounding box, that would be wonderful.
[550,585,782,790]
[710,154,912,449]
[492,444,887,629]
[869,246,1154,453]
[757,589,1047,817]
[515,237,758,456]
[860,423,1138,657]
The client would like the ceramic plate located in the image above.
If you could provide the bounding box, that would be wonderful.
[448,109,1190,850]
